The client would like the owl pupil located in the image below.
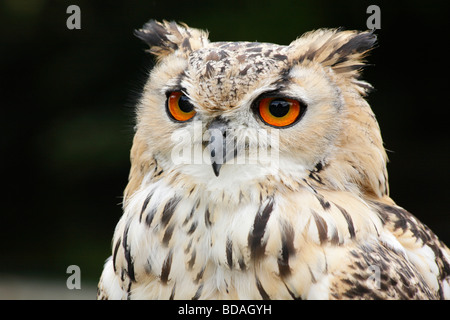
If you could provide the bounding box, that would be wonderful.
[269,99,290,117]
[178,96,194,113]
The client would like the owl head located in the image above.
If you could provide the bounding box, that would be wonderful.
[126,20,387,202]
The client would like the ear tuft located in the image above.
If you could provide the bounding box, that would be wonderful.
[134,20,209,60]
[290,29,377,91]
[326,30,376,69]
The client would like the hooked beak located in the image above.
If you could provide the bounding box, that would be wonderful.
[208,118,234,177]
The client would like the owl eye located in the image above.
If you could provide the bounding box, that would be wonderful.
[166,91,196,122]
[258,97,302,127]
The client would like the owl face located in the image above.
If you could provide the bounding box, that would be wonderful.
[132,21,385,198]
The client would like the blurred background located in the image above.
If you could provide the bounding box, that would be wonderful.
[0,0,448,299]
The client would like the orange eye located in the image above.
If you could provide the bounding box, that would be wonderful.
[258,97,302,127]
[167,91,196,122]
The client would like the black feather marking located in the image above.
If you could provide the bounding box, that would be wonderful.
[335,203,356,239]
[311,209,328,244]
[343,283,375,299]
[278,223,296,277]
[248,197,274,259]
[154,169,164,177]
[255,276,270,300]
[298,47,317,63]
[161,197,181,227]
[302,178,318,194]
[169,283,176,300]
[192,284,203,300]
[187,249,196,270]
[181,37,192,51]
[184,238,193,254]
[144,257,152,275]
[272,53,288,61]
[330,228,340,245]
[112,238,121,273]
[187,221,198,235]
[160,250,173,284]
[204,207,212,227]
[162,224,175,246]
[182,202,197,226]
[204,61,215,78]
[327,31,377,68]
[308,162,326,185]
[194,266,205,284]
[315,162,323,172]
[126,282,132,299]
[139,190,154,223]
[134,20,177,50]
[309,172,325,185]
[145,207,157,227]
[315,194,331,210]
[308,266,317,283]
[226,238,233,269]
[284,283,302,300]
[122,222,136,282]
[238,257,246,271]
[333,31,377,59]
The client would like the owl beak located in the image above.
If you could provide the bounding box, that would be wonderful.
[211,160,222,177]
[208,118,233,177]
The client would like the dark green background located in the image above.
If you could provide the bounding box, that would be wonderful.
[1,0,449,285]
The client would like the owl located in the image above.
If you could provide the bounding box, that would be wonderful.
[97,20,450,300]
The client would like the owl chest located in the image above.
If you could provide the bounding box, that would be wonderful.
[118,184,270,299]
